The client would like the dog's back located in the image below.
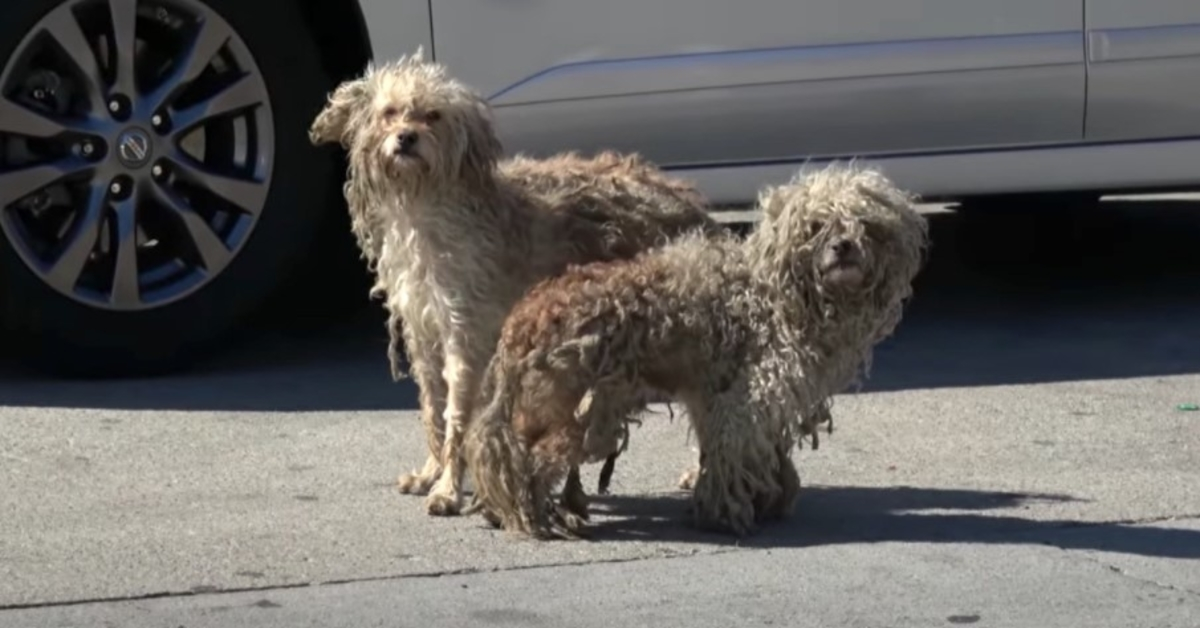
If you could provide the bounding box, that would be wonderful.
[502,151,725,258]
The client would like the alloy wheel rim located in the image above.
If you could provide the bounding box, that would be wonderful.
[0,0,274,311]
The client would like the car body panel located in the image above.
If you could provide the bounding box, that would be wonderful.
[1084,1,1200,141]
[426,0,1081,97]
[353,0,1200,202]
[493,57,1083,169]
[357,0,433,72]
[429,0,1084,169]
[688,138,1200,205]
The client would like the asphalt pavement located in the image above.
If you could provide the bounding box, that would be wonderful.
[1,196,1199,627]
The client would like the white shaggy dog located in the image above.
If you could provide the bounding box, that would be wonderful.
[307,49,723,516]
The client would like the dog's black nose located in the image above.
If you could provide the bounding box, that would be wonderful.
[833,239,854,256]
[397,131,418,154]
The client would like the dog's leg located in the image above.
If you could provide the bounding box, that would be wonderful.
[568,381,637,510]
[687,385,769,537]
[762,442,801,521]
[677,464,700,491]
[596,412,635,495]
[426,346,482,516]
[596,455,618,495]
[562,467,590,520]
[398,336,448,496]
[676,417,700,491]
[538,466,589,540]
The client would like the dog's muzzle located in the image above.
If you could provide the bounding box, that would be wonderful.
[395,131,419,156]
[821,239,867,286]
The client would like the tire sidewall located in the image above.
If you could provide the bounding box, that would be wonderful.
[0,0,341,375]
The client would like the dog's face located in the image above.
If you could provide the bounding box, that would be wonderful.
[753,165,928,311]
[308,49,503,192]
[805,208,925,310]
[812,219,869,291]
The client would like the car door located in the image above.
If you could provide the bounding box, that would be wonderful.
[1084,1,1200,141]
[430,0,1084,167]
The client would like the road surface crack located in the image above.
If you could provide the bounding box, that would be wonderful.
[5,513,1198,611]
[0,546,740,611]
[1069,552,1200,599]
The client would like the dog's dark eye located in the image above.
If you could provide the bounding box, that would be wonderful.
[381,106,398,119]
[425,110,441,123]
[810,221,825,234]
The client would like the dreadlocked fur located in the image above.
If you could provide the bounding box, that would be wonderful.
[464,163,929,539]
[307,48,725,517]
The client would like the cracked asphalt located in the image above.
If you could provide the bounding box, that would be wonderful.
[2,197,1200,627]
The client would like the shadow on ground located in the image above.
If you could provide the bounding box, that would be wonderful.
[583,485,1200,559]
[863,198,1200,393]
[0,310,422,412]
[3,197,1200,411]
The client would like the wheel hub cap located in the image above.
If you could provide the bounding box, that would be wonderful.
[116,127,153,169]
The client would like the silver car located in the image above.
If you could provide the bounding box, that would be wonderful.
[1,0,1197,375]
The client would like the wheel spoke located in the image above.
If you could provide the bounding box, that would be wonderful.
[171,73,263,133]
[44,183,106,294]
[40,8,106,109]
[169,155,266,214]
[0,97,73,139]
[149,13,231,112]
[107,0,139,96]
[0,159,89,209]
[148,181,231,271]
[109,193,140,307]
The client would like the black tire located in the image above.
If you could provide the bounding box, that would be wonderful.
[0,0,343,378]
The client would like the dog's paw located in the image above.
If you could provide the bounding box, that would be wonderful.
[480,508,503,529]
[397,470,438,495]
[425,492,462,517]
[547,504,591,540]
[690,507,760,538]
[677,467,699,491]
[561,488,591,521]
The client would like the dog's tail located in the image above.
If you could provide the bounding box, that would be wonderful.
[464,351,543,537]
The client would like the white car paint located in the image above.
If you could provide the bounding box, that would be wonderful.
[356,0,1200,204]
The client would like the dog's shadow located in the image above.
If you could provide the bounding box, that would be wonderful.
[580,485,1200,559]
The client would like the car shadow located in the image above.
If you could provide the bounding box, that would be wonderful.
[578,485,1200,559]
[860,197,1200,393]
[2,196,1200,410]
[0,306,424,412]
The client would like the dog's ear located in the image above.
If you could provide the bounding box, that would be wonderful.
[309,77,370,148]
[459,97,504,179]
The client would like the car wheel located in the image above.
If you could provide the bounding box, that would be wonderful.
[0,0,341,377]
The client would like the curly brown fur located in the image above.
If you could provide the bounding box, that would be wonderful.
[308,49,724,517]
[464,163,929,539]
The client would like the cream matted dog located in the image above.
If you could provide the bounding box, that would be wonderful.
[464,164,929,539]
[307,49,725,516]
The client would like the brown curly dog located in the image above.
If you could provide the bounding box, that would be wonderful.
[464,163,929,539]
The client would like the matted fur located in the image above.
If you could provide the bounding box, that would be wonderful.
[464,163,929,539]
[307,49,724,516]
